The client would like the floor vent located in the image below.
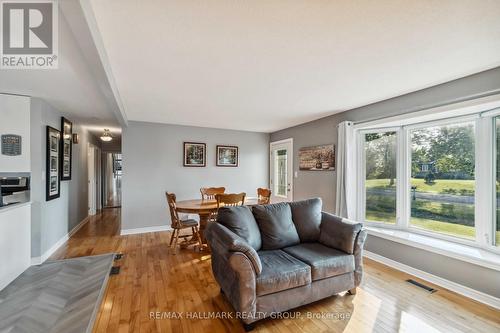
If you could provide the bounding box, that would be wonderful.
[406,279,437,293]
[110,266,121,275]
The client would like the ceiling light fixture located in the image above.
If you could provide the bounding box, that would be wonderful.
[100,129,113,142]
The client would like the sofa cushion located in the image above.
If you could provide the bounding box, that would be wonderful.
[283,243,355,281]
[256,250,311,296]
[289,198,322,242]
[217,206,262,250]
[252,203,300,250]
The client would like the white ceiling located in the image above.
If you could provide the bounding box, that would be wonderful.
[86,0,500,133]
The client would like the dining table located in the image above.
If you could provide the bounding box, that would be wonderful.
[175,197,266,250]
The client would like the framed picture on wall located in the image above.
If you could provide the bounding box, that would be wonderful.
[46,126,61,201]
[216,145,238,167]
[299,144,335,171]
[60,117,73,180]
[183,142,206,167]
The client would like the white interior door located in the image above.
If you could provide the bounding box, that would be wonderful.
[270,139,293,202]
[87,144,97,216]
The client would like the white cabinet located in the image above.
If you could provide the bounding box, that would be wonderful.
[0,94,31,172]
[0,204,31,290]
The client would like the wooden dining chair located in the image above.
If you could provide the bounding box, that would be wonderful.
[257,188,272,204]
[216,193,246,210]
[201,187,226,222]
[166,192,202,254]
[200,187,226,200]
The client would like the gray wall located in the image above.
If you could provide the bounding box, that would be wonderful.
[122,121,269,231]
[30,98,100,257]
[270,66,500,298]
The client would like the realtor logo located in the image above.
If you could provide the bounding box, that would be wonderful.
[1,0,58,69]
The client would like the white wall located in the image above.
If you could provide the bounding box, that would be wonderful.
[30,98,101,260]
[0,94,31,290]
[0,94,30,172]
[122,121,269,232]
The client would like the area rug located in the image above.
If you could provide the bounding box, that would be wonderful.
[0,253,115,333]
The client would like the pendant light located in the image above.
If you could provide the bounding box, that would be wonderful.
[100,129,113,142]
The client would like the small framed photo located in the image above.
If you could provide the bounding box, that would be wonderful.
[50,176,58,192]
[216,145,238,167]
[183,142,206,167]
[63,159,70,175]
[63,141,70,155]
[46,126,61,201]
[60,117,73,180]
[50,156,58,172]
[50,135,58,152]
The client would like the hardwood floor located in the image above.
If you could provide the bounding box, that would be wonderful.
[50,208,500,333]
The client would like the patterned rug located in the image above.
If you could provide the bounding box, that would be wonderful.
[0,253,115,333]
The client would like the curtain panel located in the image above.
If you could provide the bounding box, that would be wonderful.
[335,121,356,218]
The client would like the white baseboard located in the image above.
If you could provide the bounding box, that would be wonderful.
[120,225,172,236]
[364,250,500,310]
[68,216,90,238]
[31,216,91,266]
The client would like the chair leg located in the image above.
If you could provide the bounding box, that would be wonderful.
[172,229,180,254]
[169,229,176,247]
[195,226,203,250]
[348,288,357,295]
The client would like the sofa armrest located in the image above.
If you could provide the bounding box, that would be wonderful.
[205,222,259,319]
[353,228,368,285]
[205,222,262,275]
[319,212,363,254]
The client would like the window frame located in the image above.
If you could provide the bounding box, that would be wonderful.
[405,115,478,245]
[357,127,402,229]
[354,96,500,254]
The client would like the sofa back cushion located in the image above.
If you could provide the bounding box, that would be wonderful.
[252,202,300,250]
[216,206,262,250]
[289,198,322,242]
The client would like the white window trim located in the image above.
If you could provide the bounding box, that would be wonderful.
[355,93,500,257]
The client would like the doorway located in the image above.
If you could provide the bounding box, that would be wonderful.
[87,143,101,216]
[270,138,293,202]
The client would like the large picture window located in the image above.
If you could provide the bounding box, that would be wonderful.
[410,122,475,239]
[356,101,500,252]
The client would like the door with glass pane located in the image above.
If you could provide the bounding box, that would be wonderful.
[270,139,293,202]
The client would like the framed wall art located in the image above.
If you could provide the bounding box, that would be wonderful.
[299,144,335,171]
[216,145,238,167]
[46,126,61,201]
[60,117,73,180]
[183,142,206,167]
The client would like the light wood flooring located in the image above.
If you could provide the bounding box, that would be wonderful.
[50,208,500,333]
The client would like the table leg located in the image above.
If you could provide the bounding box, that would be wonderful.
[198,213,210,251]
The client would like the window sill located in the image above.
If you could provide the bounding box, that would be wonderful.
[365,226,500,272]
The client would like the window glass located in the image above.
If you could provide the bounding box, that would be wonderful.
[275,149,287,197]
[364,131,397,224]
[410,122,475,239]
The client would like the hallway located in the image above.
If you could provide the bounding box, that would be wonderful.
[49,209,500,333]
